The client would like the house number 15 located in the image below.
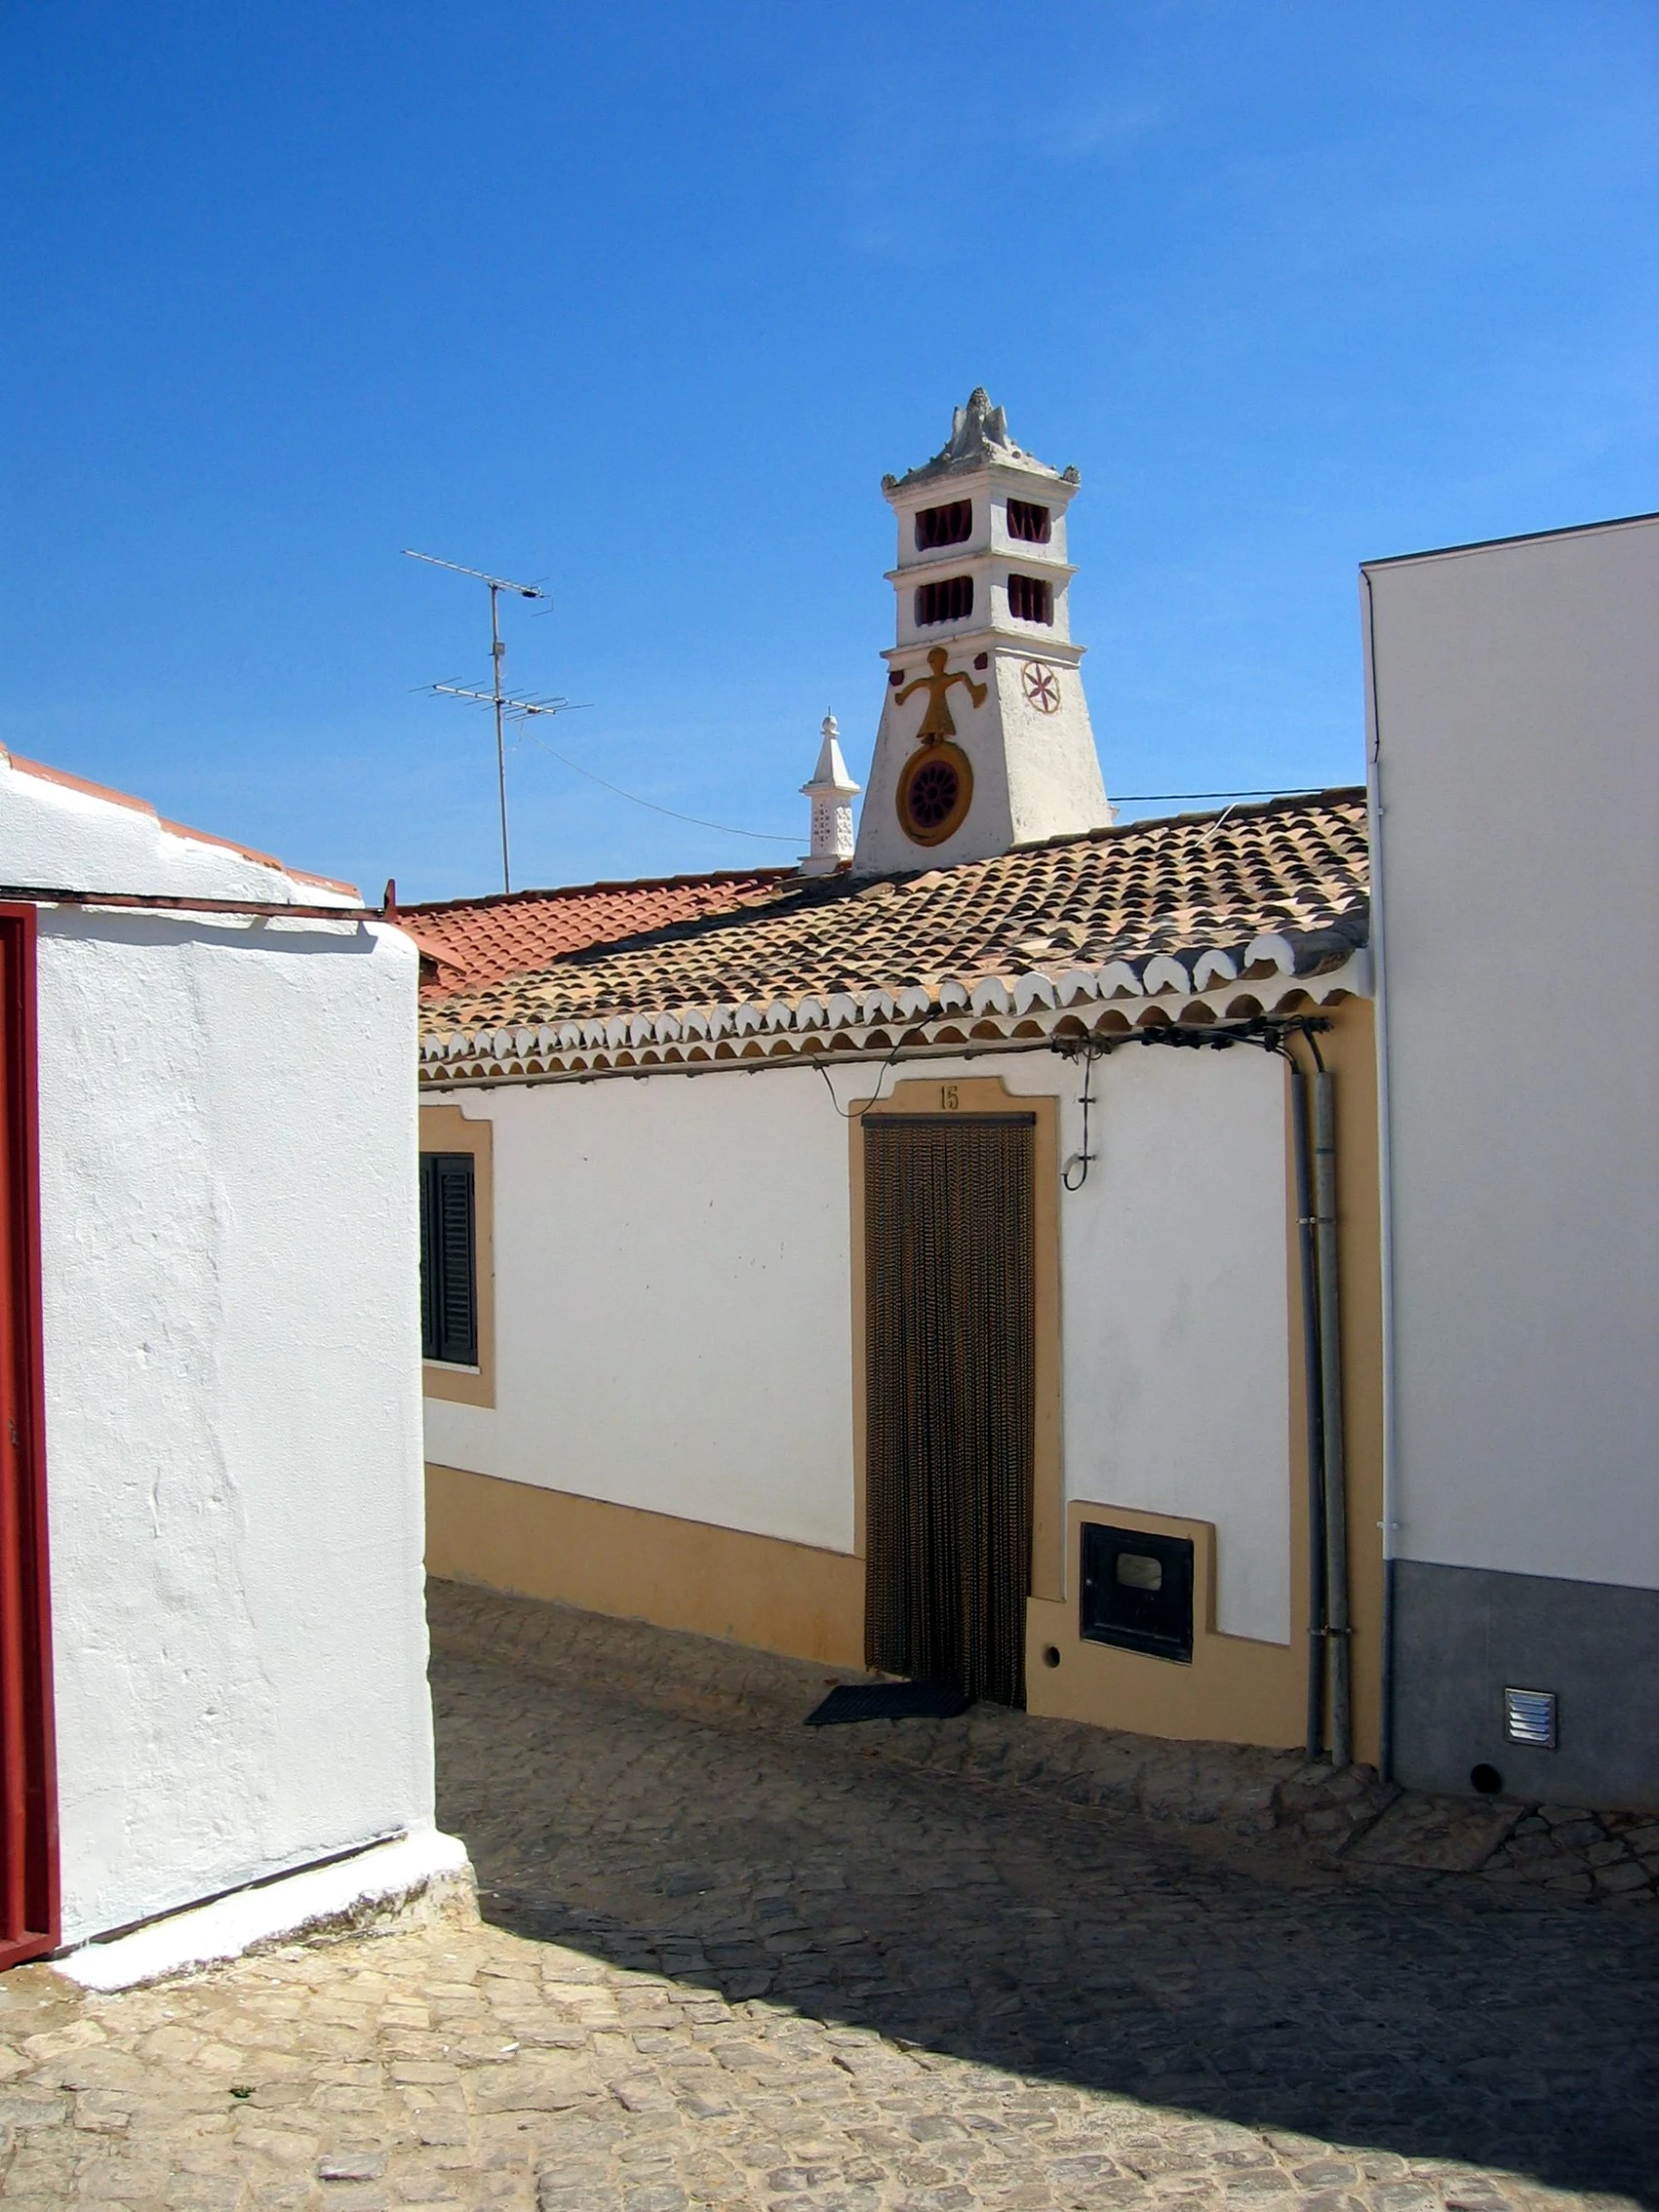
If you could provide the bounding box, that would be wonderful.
[938,1084,959,1110]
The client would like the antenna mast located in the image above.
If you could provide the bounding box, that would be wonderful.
[404,548,578,894]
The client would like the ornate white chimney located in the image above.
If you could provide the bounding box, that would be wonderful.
[851,388,1111,875]
[800,712,859,875]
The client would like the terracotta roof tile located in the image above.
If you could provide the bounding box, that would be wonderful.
[417,791,1369,1051]
[404,867,795,993]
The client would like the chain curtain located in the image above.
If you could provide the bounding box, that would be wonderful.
[863,1114,1036,1709]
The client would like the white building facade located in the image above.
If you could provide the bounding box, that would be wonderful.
[1366,512,1659,1810]
[415,846,1380,1761]
[0,746,454,1980]
[412,393,1383,1769]
[422,1039,1317,1643]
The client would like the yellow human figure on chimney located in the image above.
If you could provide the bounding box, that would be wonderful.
[897,646,987,743]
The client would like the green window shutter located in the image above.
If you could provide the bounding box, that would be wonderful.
[418,1152,477,1367]
[435,1154,477,1365]
[419,1155,439,1360]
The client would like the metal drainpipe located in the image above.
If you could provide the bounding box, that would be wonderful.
[1288,1050,1327,1759]
[1313,1050,1353,1767]
[1363,564,1400,1783]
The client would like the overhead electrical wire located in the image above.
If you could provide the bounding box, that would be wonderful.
[519,728,797,843]
[516,716,1330,848]
[409,560,1331,847]
[1112,786,1328,803]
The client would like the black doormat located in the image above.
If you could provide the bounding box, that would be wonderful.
[805,1680,972,1726]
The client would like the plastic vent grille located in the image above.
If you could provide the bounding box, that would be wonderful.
[1504,1686,1557,1749]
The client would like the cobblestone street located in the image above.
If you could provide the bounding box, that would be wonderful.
[0,1592,1654,2209]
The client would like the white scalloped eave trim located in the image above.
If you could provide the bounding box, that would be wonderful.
[422,937,1367,1073]
[1142,953,1191,996]
[1245,931,1297,974]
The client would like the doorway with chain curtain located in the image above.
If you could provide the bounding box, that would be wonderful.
[862,1109,1036,1708]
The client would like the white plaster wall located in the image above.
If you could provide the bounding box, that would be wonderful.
[1367,515,1659,1592]
[425,1041,1293,1642]
[9,765,433,1944]
[1055,1043,1293,1643]
[423,1067,858,1551]
[0,749,357,904]
[988,489,1071,570]
[997,654,1110,850]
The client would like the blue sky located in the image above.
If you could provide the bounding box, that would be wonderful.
[2,2,1654,900]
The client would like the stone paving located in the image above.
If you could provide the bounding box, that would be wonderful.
[0,1589,1654,2210]
[427,1583,1659,1903]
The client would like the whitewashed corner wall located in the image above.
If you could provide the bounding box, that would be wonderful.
[0,754,359,907]
[423,1041,1292,1646]
[2,755,434,1945]
[37,911,434,1944]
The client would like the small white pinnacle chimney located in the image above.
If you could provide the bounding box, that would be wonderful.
[800,712,859,875]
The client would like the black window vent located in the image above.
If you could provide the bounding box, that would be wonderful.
[915,501,973,550]
[1008,574,1053,625]
[420,1151,478,1367]
[1006,499,1051,543]
[1079,1522,1194,1664]
[914,576,974,626]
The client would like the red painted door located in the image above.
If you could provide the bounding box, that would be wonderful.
[0,905,57,1968]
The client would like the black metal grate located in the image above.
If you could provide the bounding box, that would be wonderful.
[1079,1522,1194,1664]
[863,1114,1035,1709]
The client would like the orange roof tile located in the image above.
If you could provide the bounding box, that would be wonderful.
[417,791,1370,1073]
[402,867,797,994]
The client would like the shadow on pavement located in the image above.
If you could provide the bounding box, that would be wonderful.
[433,1650,1659,2205]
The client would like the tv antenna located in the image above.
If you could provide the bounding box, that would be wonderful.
[403,548,585,893]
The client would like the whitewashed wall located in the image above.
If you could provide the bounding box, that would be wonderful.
[0,747,359,907]
[424,1068,858,1551]
[3,753,435,1945]
[425,1039,1293,1645]
[1366,518,1659,1592]
[1055,1044,1292,1641]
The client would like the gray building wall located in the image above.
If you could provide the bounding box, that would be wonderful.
[1393,1560,1659,1808]
[1366,514,1659,1811]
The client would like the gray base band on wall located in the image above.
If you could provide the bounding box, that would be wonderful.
[1392,1558,1659,1811]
